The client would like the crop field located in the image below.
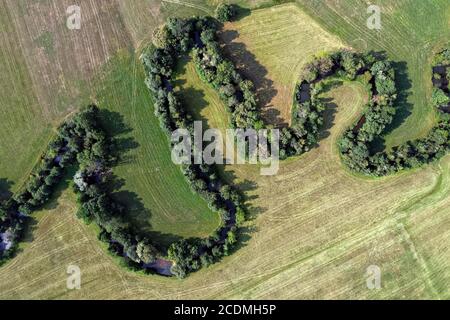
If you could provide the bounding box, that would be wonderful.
[0,1,449,300]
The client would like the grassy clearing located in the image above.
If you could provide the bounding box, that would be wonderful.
[93,51,220,242]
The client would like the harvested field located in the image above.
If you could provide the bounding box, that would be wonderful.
[0,1,449,300]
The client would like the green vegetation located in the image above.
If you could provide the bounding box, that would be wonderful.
[94,52,220,241]
[218,3,344,125]
[1,1,450,299]
[175,57,231,132]
[215,4,237,22]
[141,16,249,277]
[296,0,450,149]
[336,50,449,176]
[0,106,112,265]
[34,31,54,56]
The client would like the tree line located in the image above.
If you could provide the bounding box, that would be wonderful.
[276,47,449,174]
[142,16,248,278]
[336,49,449,176]
[2,14,249,278]
[142,16,449,278]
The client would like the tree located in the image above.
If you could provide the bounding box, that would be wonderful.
[44,167,62,186]
[339,50,363,79]
[375,74,396,96]
[215,4,236,22]
[432,88,450,106]
[152,25,169,48]
[126,245,140,263]
[219,185,232,200]
[235,207,246,226]
[171,264,187,279]
[136,240,158,264]
[18,203,32,216]
[0,206,7,222]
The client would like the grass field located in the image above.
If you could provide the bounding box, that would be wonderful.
[0,1,53,191]
[175,56,231,132]
[296,0,450,149]
[0,1,220,241]
[0,1,449,299]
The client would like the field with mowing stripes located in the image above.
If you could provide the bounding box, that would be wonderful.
[220,3,344,126]
[297,0,450,149]
[175,57,231,132]
[0,0,130,191]
[0,1,449,299]
[94,52,220,241]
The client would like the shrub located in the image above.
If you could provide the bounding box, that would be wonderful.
[215,4,236,22]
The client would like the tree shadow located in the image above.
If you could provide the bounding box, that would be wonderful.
[0,178,13,201]
[98,110,183,251]
[233,5,251,21]
[112,189,151,229]
[221,169,263,254]
[220,166,262,220]
[98,109,140,165]
[312,79,342,144]
[365,60,413,153]
[219,29,284,127]
[40,165,77,211]
[319,99,338,142]
[17,217,39,245]
[18,167,78,244]
[172,56,215,130]
[144,231,183,253]
[107,175,152,234]
[375,61,413,145]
